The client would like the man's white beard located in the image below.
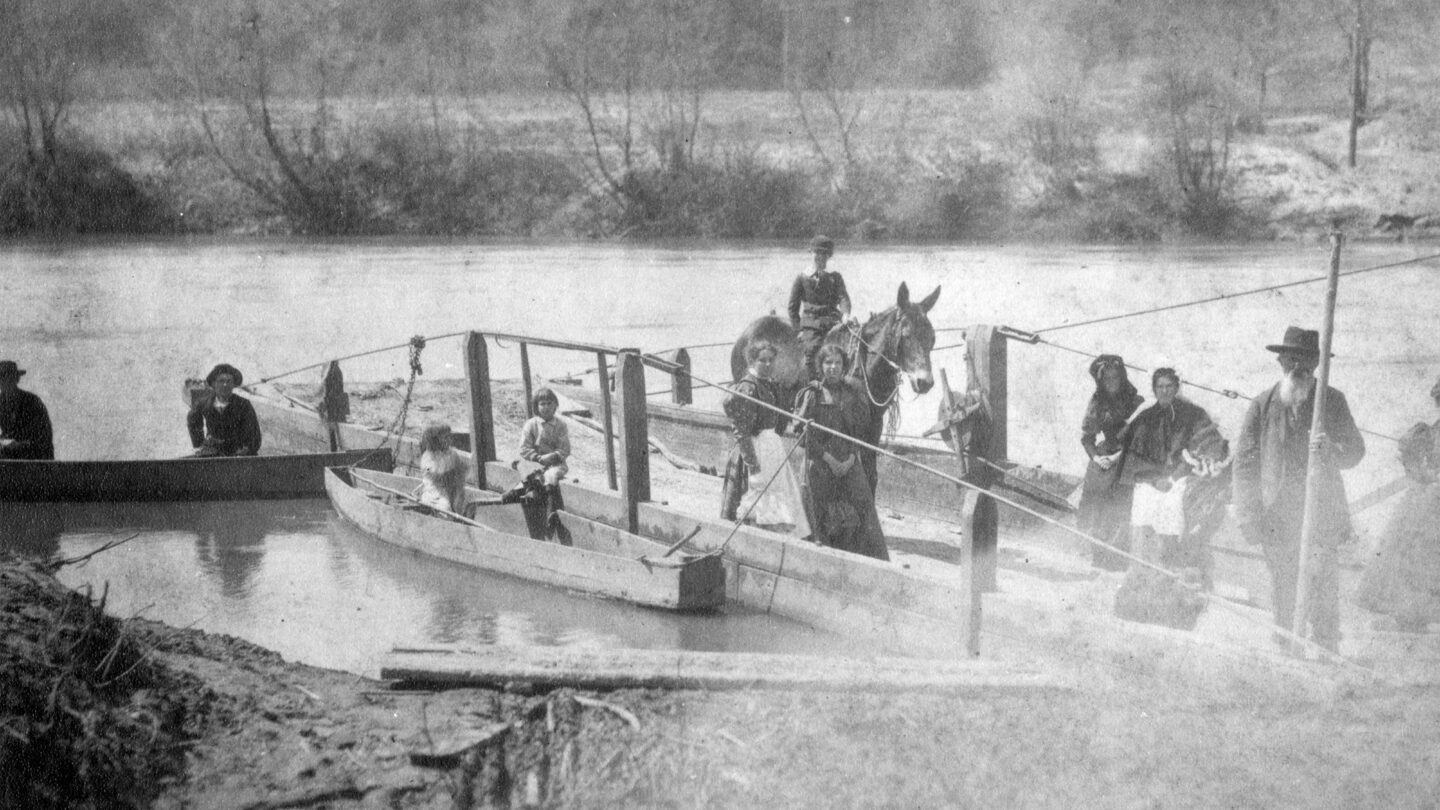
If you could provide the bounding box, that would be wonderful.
[1279,369,1314,407]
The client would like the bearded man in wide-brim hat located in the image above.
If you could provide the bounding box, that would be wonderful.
[0,360,54,460]
[1232,326,1365,652]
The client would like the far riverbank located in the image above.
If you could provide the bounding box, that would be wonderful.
[10,88,1440,244]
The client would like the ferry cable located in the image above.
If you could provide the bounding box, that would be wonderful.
[1030,335,1402,444]
[692,365,1373,674]
[1032,250,1440,335]
[924,330,1402,444]
[251,330,470,385]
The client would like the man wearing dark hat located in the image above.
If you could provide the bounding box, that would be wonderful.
[1233,327,1365,652]
[0,360,54,460]
[187,363,262,456]
[787,235,853,380]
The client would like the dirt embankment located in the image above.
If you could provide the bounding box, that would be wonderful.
[7,553,1440,808]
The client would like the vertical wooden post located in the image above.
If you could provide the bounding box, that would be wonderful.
[1293,232,1344,650]
[962,325,1006,594]
[671,348,693,405]
[958,489,992,657]
[519,342,534,418]
[464,333,496,488]
[615,350,651,533]
[596,352,618,491]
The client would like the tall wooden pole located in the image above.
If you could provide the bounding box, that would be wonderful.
[1347,0,1364,169]
[464,332,496,489]
[596,352,618,491]
[615,350,651,534]
[1292,232,1343,647]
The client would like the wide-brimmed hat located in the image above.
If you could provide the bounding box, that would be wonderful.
[0,360,25,378]
[1265,326,1321,357]
[205,363,244,387]
[809,235,834,254]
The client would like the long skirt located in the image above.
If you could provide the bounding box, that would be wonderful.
[1077,459,1134,571]
[803,455,889,561]
[723,433,810,536]
[1356,481,1440,630]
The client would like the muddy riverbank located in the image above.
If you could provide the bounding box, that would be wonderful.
[7,555,1440,809]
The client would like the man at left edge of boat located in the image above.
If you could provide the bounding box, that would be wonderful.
[0,360,54,460]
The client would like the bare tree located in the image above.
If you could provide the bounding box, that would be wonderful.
[0,0,95,164]
[532,0,720,224]
[152,0,387,232]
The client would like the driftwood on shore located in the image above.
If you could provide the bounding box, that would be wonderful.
[381,645,1073,694]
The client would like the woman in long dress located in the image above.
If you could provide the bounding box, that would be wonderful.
[1356,377,1440,632]
[793,344,888,560]
[414,423,468,514]
[720,340,810,535]
[1076,355,1143,570]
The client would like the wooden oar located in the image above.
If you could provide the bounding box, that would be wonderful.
[350,471,501,531]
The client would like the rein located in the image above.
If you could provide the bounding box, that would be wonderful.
[847,313,904,409]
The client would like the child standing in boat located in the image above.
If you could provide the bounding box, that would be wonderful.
[520,388,571,496]
[415,423,468,514]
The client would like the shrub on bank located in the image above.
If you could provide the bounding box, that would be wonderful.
[0,140,174,235]
[603,154,817,239]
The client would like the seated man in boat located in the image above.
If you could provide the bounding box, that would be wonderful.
[0,360,54,460]
[414,423,468,514]
[520,387,571,496]
[187,363,262,457]
[787,235,853,380]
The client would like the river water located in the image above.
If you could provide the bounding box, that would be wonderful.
[2,237,1436,675]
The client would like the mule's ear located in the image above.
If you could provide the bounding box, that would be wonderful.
[896,282,911,309]
[918,285,941,313]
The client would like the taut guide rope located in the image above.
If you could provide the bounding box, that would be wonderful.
[653,355,1374,675]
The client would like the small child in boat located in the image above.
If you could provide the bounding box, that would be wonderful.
[519,388,571,497]
[415,422,468,514]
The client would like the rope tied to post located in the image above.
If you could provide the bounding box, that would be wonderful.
[377,335,428,457]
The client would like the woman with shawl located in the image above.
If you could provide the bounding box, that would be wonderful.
[793,344,888,560]
[1077,355,1144,570]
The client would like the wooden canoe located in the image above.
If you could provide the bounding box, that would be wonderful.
[325,467,726,612]
[0,448,394,502]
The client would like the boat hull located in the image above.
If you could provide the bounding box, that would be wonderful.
[325,467,725,612]
[0,449,394,502]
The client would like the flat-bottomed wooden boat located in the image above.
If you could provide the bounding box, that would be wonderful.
[325,467,726,612]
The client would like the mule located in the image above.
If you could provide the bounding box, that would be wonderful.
[731,282,940,493]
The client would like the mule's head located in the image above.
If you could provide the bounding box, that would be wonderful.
[893,282,940,394]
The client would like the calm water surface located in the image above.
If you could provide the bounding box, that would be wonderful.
[2,237,1436,674]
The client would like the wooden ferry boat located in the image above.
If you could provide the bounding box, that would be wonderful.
[325,467,725,612]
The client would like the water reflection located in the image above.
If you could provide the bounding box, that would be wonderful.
[0,496,859,676]
[191,505,272,599]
